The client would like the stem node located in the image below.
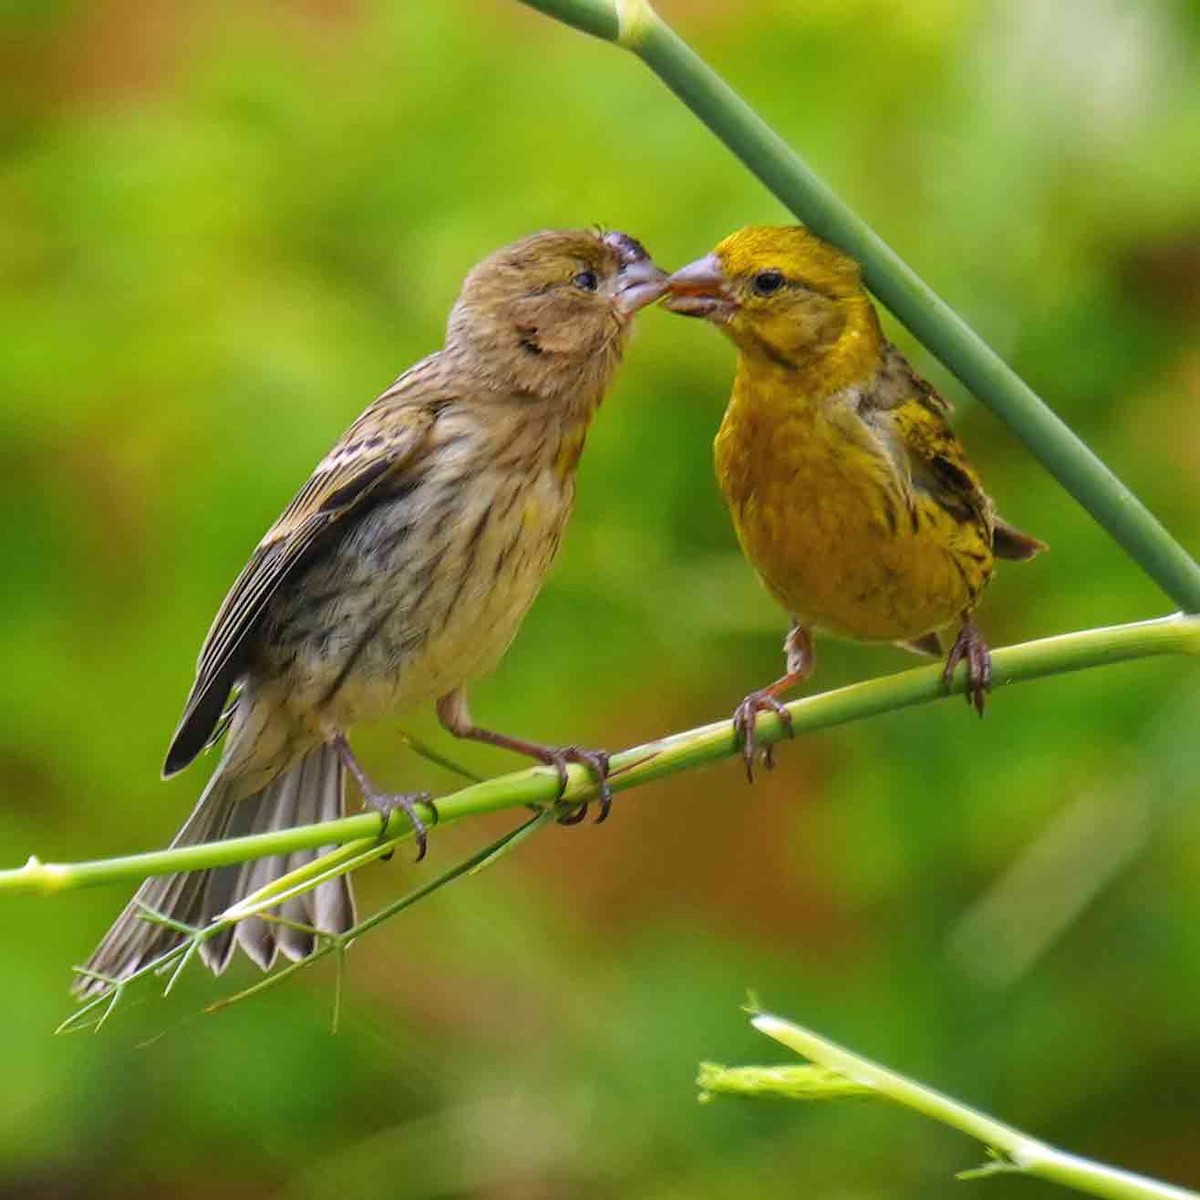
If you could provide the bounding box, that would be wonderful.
[615,0,655,48]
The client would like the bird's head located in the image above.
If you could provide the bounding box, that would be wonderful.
[663,225,876,367]
[448,228,666,404]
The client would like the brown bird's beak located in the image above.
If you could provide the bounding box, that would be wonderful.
[662,253,738,321]
[604,230,669,319]
[613,256,669,317]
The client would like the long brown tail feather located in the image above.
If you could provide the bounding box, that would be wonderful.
[74,743,354,999]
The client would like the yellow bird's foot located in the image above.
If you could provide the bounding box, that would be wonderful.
[732,691,795,782]
[942,618,992,716]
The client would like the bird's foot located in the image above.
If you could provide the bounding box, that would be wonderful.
[362,789,437,861]
[732,691,795,783]
[433,697,613,825]
[942,619,992,716]
[528,745,612,825]
[331,732,437,861]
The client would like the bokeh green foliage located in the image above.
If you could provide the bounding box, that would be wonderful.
[2,1,1199,1196]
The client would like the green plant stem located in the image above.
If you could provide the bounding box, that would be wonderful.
[698,1062,869,1101]
[750,1011,1198,1200]
[4,615,1197,897]
[518,0,1200,613]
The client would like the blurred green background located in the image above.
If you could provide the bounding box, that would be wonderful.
[3,0,1200,1196]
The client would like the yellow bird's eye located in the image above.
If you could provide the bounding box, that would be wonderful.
[573,269,599,292]
[751,269,785,296]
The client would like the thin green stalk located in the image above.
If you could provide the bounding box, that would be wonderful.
[697,1062,869,1101]
[518,0,1200,612]
[5,615,1198,897]
[738,1010,1198,1200]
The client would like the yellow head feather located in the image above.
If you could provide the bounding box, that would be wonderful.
[714,225,864,300]
[706,225,880,383]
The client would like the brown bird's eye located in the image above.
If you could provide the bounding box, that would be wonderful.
[573,269,599,292]
[752,269,785,296]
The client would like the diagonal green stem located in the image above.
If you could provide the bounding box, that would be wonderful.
[746,1011,1198,1200]
[518,0,1200,613]
[5,615,1197,897]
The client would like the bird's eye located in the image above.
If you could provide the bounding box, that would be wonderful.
[573,269,599,292]
[752,269,785,296]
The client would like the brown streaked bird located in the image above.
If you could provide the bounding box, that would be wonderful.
[76,229,666,997]
[664,225,1044,778]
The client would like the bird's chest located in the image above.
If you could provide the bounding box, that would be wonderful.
[715,398,978,640]
[411,461,574,688]
[717,398,892,567]
[266,450,575,728]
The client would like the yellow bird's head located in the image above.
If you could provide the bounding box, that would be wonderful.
[664,225,878,368]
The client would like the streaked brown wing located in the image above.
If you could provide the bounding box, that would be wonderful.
[861,347,992,532]
[164,383,438,777]
[902,408,992,531]
[865,357,1047,582]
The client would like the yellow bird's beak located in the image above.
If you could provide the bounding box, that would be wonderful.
[662,253,738,321]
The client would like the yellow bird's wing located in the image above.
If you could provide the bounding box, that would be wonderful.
[858,347,993,532]
[861,346,1046,560]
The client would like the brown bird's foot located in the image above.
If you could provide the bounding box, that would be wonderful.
[363,789,437,861]
[332,734,437,861]
[732,691,795,783]
[527,745,613,825]
[942,617,992,716]
[560,748,612,825]
[436,690,613,825]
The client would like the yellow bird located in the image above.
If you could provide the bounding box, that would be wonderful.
[664,225,1044,778]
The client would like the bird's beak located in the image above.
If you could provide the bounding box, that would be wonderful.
[612,255,669,318]
[601,232,669,320]
[662,254,738,321]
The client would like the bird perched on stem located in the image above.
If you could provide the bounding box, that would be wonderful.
[76,229,666,996]
[664,225,1043,779]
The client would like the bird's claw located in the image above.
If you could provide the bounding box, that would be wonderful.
[942,622,992,716]
[541,746,612,825]
[732,691,795,783]
[363,790,437,862]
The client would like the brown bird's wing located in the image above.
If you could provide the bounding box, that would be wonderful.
[164,370,441,777]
